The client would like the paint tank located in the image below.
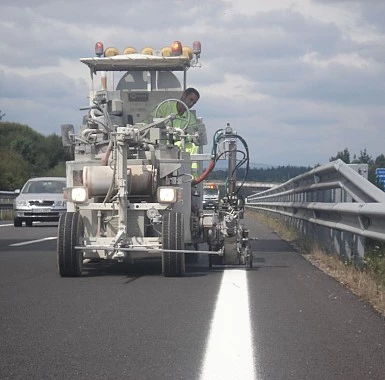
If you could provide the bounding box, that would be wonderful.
[83,165,155,197]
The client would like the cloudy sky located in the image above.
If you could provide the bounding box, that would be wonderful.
[1,0,385,167]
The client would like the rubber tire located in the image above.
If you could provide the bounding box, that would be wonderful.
[208,242,224,269]
[14,218,22,227]
[185,243,199,264]
[208,254,213,269]
[162,211,185,277]
[208,243,214,269]
[57,212,84,277]
[25,220,33,227]
[245,250,253,268]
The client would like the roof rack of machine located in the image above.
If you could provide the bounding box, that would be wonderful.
[81,40,202,73]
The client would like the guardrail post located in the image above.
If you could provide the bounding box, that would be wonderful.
[342,231,353,262]
[332,229,341,259]
[353,235,365,267]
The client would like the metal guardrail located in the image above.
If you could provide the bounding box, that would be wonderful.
[208,180,279,190]
[0,191,16,209]
[0,191,16,220]
[245,159,385,264]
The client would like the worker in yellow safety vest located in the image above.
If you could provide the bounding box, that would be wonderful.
[150,87,200,177]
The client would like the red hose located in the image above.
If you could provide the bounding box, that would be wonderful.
[191,159,216,186]
[101,141,113,166]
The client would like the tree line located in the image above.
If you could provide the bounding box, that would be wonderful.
[208,164,312,183]
[207,148,385,191]
[1,120,384,191]
[329,148,385,189]
[0,121,72,190]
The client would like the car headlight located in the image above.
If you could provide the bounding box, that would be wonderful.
[54,200,66,207]
[15,200,28,207]
[157,187,178,203]
[68,187,88,203]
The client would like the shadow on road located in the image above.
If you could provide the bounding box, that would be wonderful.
[80,258,212,280]
[252,238,294,253]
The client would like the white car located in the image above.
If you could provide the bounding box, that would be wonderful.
[13,177,66,227]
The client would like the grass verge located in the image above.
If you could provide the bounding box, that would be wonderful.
[248,211,385,318]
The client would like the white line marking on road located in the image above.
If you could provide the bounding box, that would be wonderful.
[200,269,259,380]
[9,237,57,246]
[0,223,14,227]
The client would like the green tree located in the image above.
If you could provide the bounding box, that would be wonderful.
[10,134,49,176]
[374,154,385,167]
[44,162,66,177]
[352,148,373,164]
[330,148,350,164]
[209,165,311,183]
[368,154,385,190]
[44,134,72,168]
[0,121,70,189]
[0,149,31,190]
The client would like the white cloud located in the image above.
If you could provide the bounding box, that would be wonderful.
[301,51,374,68]
[201,73,267,101]
[1,0,385,166]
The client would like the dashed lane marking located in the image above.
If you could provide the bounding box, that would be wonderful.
[9,237,57,246]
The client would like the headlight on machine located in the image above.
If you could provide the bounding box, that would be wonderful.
[67,187,88,203]
[157,187,178,203]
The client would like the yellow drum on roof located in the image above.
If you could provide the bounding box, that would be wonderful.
[104,47,119,57]
[182,46,193,59]
[122,47,137,55]
[162,47,172,57]
[141,47,154,55]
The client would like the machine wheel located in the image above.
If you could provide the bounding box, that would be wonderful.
[208,243,214,269]
[223,237,239,265]
[57,212,84,277]
[185,243,199,264]
[162,211,185,277]
[25,220,33,227]
[208,254,214,269]
[245,249,253,268]
[14,218,22,227]
[208,243,223,269]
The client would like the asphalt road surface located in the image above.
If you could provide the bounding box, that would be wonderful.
[1,214,385,380]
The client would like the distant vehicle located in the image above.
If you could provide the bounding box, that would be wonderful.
[13,177,66,227]
[203,183,220,209]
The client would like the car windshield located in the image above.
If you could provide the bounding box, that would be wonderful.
[22,180,66,194]
[204,189,219,196]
